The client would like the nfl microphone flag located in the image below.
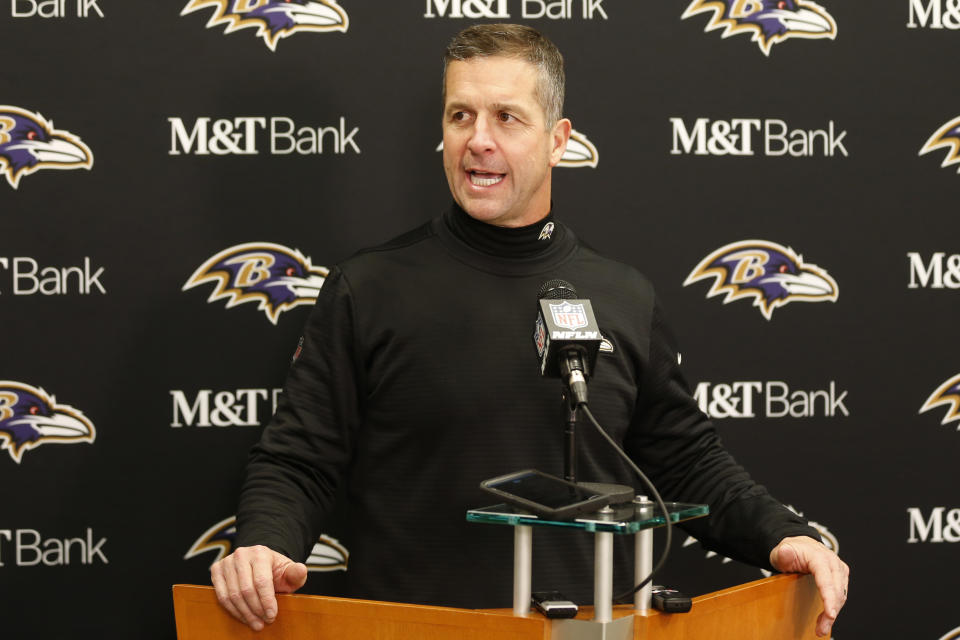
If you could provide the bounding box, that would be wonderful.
[534,298,602,378]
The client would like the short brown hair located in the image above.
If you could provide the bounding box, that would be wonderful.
[443,23,565,128]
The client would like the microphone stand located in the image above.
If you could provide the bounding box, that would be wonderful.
[562,389,578,484]
[561,380,635,508]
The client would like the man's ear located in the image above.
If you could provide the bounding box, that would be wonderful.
[549,118,572,167]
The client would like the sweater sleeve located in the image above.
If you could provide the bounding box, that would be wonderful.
[235,267,364,561]
[623,299,820,569]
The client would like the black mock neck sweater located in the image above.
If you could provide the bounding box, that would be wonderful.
[237,204,819,607]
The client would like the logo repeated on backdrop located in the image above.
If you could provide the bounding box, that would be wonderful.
[919,374,960,429]
[907,252,960,289]
[907,507,960,543]
[9,0,104,18]
[907,0,960,29]
[185,516,349,571]
[0,527,108,566]
[0,381,95,464]
[0,256,106,296]
[184,243,328,325]
[423,0,608,20]
[436,128,599,167]
[684,240,839,320]
[168,116,360,156]
[670,117,848,157]
[685,506,838,577]
[0,106,93,189]
[693,380,849,418]
[681,0,837,56]
[170,388,283,427]
[919,116,960,174]
[180,0,348,51]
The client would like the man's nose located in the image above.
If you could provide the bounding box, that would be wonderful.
[467,115,496,154]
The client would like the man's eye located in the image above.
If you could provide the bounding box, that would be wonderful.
[498,112,513,122]
[452,111,468,121]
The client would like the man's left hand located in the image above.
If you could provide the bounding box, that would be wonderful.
[769,535,849,638]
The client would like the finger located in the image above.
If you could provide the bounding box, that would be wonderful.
[236,548,272,623]
[277,562,308,593]
[813,555,850,638]
[814,565,841,619]
[824,554,849,615]
[813,555,848,637]
[211,560,245,624]
[833,557,850,607]
[251,552,279,623]
[816,611,834,638]
[222,553,265,631]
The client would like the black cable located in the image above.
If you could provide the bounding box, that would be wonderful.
[579,404,672,603]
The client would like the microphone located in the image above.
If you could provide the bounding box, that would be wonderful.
[533,279,601,406]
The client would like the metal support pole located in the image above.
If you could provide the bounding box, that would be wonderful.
[593,507,614,623]
[562,392,577,483]
[635,496,653,612]
[513,525,532,616]
[634,528,653,612]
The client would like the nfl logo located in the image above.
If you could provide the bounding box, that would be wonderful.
[549,301,588,330]
[534,316,547,357]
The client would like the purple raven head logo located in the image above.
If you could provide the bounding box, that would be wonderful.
[181,0,348,51]
[0,381,95,463]
[920,374,960,429]
[185,515,349,571]
[0,106,93,189]
[183,242,328,324]
[684,240,838,320]
[919,116,960,174]
[682,0,837,56]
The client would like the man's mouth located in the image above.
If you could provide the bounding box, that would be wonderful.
[468,170,505,187]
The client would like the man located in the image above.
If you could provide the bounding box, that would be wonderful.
[211,24,849,636]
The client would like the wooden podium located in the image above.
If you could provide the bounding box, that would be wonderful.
[172,572,822,640]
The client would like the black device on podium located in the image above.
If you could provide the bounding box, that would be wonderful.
[480,469,633,520]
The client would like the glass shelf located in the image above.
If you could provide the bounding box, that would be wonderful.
[467,500,708,534]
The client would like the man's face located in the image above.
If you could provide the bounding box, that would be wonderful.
[442,56,570,228]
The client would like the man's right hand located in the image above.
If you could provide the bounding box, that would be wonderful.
[210,545,308,631]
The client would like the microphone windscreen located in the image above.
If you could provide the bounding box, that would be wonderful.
[538,279,577,300]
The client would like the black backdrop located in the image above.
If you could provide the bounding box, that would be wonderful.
[2,2,958,638]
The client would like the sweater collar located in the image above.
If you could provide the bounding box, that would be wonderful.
[444,201,560,259]
[433,202,577,276]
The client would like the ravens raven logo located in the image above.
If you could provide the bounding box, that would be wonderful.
[0,106,93,190]
[920,374,960,429]
[559,129,600,168]
[435,128,599,168]
[185,516,349,571]
[920,116,960,174]
[682,0,837,56]
[183,242,328,325]
[684,240,838,320]
[181,0,348,51]
[0,381,96,464]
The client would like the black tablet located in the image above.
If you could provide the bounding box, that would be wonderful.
[480,469,615,520]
